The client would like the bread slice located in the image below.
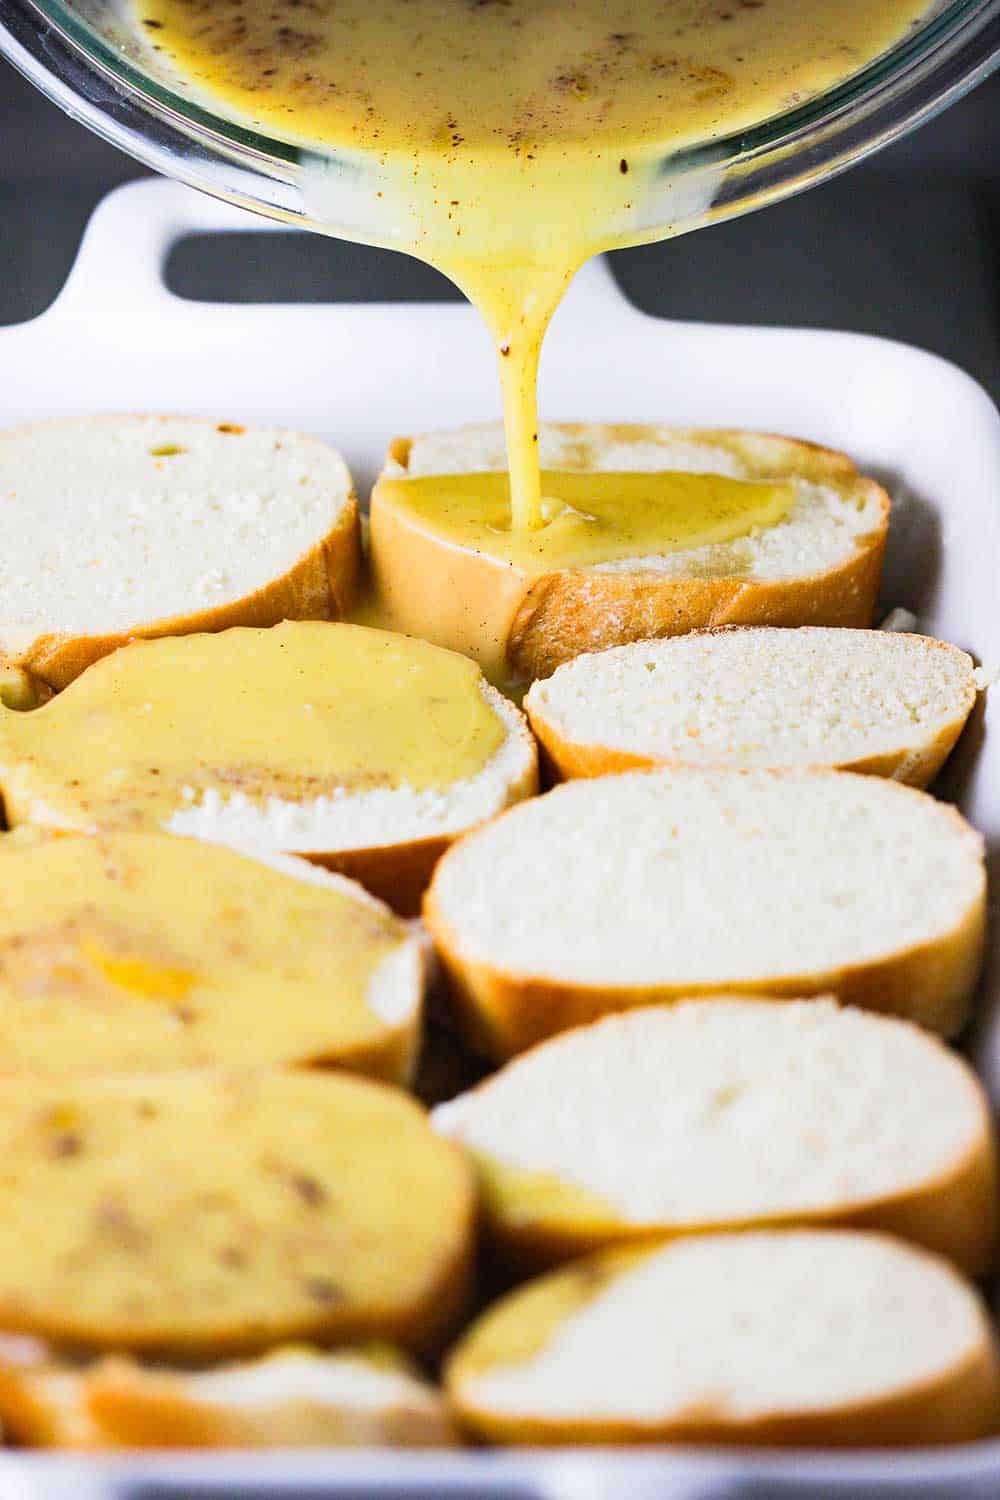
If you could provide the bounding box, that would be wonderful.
[445,1230,1000,1446]
[96,1346,456,1450]
[369,424,889,683]
[424,768,986,1057]
[0,1339,456,1449]
[525,627,978,788]
[0,415,362,693]
[0,832,426,1084]
[434,998,996,1276]
[86,1346,456,1450]
[0,1070,473,1357]
[0,621,537,915]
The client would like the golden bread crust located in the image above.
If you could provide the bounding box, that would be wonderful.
[448,1006,997,1278]
[510,491,887,681]
[424,782,986,1056]
[373,427,889,682]
[527,627,974,789]
[3,497,362,695]
[0,413,363,693]
[445,1235,1000,1447]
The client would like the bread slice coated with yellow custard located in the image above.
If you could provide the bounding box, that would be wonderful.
[0,1070,474,1358]
[370,423,889,684]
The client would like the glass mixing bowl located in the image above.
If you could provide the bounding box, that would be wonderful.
[1,0,1000,250]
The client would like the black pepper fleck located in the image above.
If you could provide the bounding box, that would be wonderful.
[304,1277,342,1304]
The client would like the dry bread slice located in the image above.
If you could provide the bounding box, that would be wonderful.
[369,423,890,683]
[0,621,537,915]
[86,1346,457,1450]
[434,998,996,1276]
[0,1339,456,1449]
[424,768,986,1057]
[525,627,978,788]
[0,832,426,1084]
[445,1231,1000,1446]
[0,415,362,693]
[0,1070,473,1357]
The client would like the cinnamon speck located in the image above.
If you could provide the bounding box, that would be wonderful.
[97,1197,147,1251]
[291,1172,327,1207]
[304,1277,342,1304]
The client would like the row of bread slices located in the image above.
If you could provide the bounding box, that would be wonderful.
[0,413,889,697]
[0,997,994,1449]
[0,621,985,1047]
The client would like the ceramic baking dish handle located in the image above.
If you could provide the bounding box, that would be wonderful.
[46,176,633,328]
[0,173,638,484]
[51,177,285,322]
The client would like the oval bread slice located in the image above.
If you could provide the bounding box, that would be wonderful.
[525,627,978,788]
[0,622,537,915]
[0,1070,474,1357]
[0,832,426,1083]
[434,998,996,1276]
[370,424,889,683]
[446,1231,1000,1446]
[0,415,362,693]
[0,1339,456,1449]
[85,1346,457,1450]
[424,768,986,1056]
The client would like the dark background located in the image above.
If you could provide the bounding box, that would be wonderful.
[1,59,999,398]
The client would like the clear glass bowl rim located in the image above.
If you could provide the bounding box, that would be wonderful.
[2,0,1000,234]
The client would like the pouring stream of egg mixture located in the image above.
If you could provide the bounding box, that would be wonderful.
[137,0,928,534]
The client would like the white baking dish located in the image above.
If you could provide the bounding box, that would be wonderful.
[1,177,999,1499]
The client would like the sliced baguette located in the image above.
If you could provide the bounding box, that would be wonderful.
[0,832,426,1084]
[434,998,996,1276]
[370,424,890,683]
[0,415,362,692]
[0,1070,474,1357]
[0,1339,456,1449]
[0,622,537,916]
[445,1230,1000,1447]
[88,1347,455,1450]
[525,627,978,788]
[424,768,986,1057]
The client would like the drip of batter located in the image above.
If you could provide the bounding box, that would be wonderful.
[137,0,928,529]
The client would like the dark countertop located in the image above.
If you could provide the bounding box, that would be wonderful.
[1,58,999,401]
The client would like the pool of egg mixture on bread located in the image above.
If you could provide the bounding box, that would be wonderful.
[135,0,929,549]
